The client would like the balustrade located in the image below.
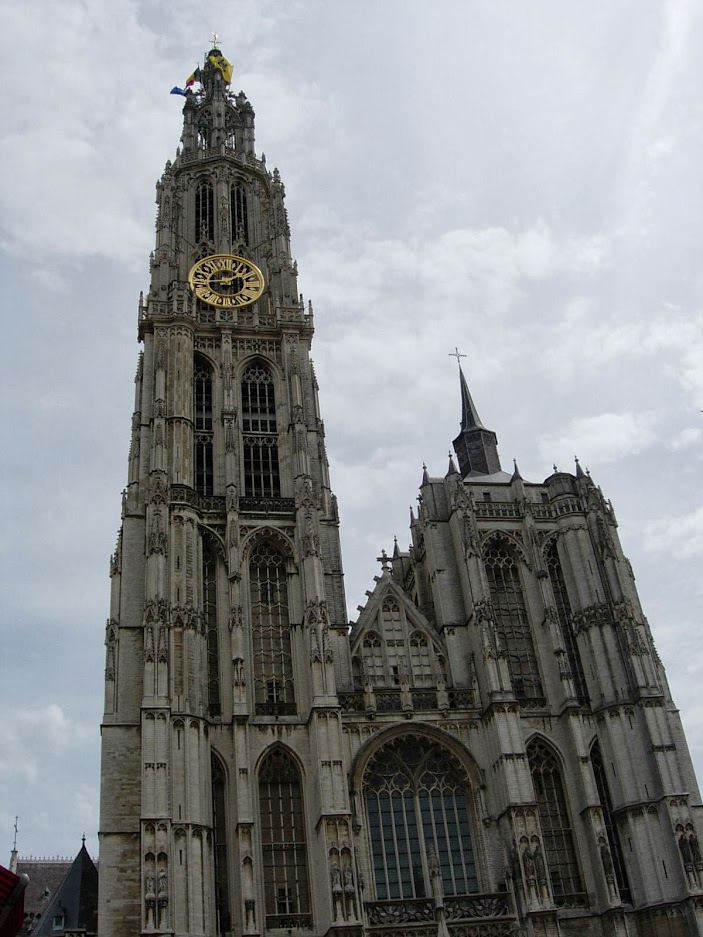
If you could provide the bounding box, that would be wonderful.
[366,892,512,928]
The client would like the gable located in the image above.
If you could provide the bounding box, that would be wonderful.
[350,575,447,689]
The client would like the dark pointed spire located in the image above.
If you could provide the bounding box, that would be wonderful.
[459,367,487,432]
[447,451,459,476]
[574,455,585,478]
[32,840,98,936]
[511,459,522,481]
[452,364,501,478]
[421,462,430,485]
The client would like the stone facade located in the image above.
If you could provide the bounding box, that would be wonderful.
[98,47,703,937]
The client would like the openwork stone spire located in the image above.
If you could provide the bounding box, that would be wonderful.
[180,48,256,158]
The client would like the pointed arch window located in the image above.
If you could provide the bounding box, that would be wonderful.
[203,546,221,717]
[546,541,588,703]
[194,356,214,496]
[381,598,404,685]
[231,182,249,245]
[352,656,363,690]
[241,362,280,498]
[259,749,311,928]
[364,737,478,900]
[484,541,543,703]
[250,542,294,714]
[410,633,433,685]
[527,738,584,905]
[361,632,384,686]
[195,180,214,242]
[212,755,231,934]
[590,741,631,902]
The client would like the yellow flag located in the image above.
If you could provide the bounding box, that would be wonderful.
[209,54,233,83]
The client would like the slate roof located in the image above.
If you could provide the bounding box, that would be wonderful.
[16,845,97,937]
[14,859,69,936]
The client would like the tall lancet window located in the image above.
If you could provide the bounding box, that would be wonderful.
[250,542,294,714]
[194,356,214,496]
[527,738,583,904]
[259,749,311,928]
[590,741,631,902]
[241,361,280,498]
[195,179,214,242]
[409,633,433,685]
[212,755,231,934]
[361,632,384,685]
[364,737,478,900]
[545,541,588,703]
[484,540,543,703]
[203,546,220,717]
[231,182,249,244]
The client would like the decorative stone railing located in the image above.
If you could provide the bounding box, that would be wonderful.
[375,690,402,712]
[366,898,435,926]
[255,701,297,717]
[170,485,226,513]
[471,499,583,521]
[265,912,313,929]
[448,688,474,708]
[443,893,511,920]
[411,688,438,710]
[553,498,582,516]
[366,892,512,928]
[169,486,296,516]
[338,686,475,715]
[474,501,522,520]
[239,496,295,515]
[554,892,588,909]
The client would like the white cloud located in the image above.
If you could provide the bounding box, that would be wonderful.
[71,784,99,832]
[645,504,703,560]
[667,427,702,451]
[0,705,95,783]
[538,410,659,467]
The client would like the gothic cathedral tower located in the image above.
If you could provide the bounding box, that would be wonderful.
[100,46,703,937]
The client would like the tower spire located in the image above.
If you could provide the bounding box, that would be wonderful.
[451,362,501,477]
[458,364,487,432]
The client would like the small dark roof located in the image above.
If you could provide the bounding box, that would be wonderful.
[19,846,97,937]
[14,860,70,936]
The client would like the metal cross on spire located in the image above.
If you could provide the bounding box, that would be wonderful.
[449,346,466,367]
[211,31,221,48]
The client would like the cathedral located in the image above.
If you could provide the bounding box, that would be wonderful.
[98,47,703,937]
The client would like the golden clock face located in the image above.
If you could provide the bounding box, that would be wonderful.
[188,254,265,308]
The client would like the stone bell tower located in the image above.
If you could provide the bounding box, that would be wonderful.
[99,46,350,936]
[100,42,703,937]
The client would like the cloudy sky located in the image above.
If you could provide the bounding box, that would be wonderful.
[1,0,702,861]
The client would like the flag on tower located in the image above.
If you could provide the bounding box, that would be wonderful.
[170,66,201,97]
[185,67,201,87]
[208,53,233,83]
